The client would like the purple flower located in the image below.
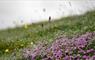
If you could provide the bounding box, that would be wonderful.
[82,55,90,59]
[54,50,63,59]
[92,55,95,59]
[64,56,70,60]
[86,49,94,53]
[22,32,95,60]
[78,47,86,54]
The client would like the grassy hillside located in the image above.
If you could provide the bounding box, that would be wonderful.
[0,11,95,59]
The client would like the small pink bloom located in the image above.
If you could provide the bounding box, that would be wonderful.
[86,49,94,53]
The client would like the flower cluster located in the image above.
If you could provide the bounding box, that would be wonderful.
[22,32,95,60]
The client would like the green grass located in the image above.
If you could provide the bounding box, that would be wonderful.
[0,10,95,59]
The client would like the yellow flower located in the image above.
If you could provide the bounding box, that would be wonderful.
[21,44,24,47]
[5,49,9,53]
[24,24,28,29]
[30,42,33,45]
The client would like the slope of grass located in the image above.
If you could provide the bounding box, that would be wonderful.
[0,11,95,59]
